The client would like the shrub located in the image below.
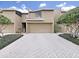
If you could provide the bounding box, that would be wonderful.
[0,34,23,49]
[59,33,79,45]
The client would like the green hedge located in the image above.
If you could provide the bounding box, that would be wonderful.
[0,34,23,49]
[59,34,79,45]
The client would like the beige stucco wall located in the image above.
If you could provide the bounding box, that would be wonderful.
[2,24,15,33]
[41,11,54,22]
[22,13,28,22]
[1,10,22,33]
[14,13,22,33]
[28,12,36,19]
[1,10,16,23]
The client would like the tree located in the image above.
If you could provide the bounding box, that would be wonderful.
[0,15,11,37]
[57,7,79,38]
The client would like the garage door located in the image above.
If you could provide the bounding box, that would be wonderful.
[27,23,52,33]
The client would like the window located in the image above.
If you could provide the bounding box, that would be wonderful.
[35,11,41,18]
[16,11,22,17]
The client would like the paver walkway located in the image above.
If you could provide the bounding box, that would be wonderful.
[0,33,79,58]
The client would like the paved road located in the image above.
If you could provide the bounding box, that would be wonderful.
[0,33,79,58]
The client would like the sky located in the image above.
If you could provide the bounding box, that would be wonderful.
[0,1,79,13]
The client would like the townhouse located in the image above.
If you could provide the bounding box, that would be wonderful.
[0,8,66,33]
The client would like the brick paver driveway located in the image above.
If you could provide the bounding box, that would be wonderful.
[0,33,79,58]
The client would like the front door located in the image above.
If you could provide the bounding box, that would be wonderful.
[22,23,26,33]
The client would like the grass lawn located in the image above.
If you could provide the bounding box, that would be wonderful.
[59,33,79,45]
[0,34,23,49]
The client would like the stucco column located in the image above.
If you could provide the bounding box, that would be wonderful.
[26,21,28,33]
[51,19,54,33]
[52,23,54,33]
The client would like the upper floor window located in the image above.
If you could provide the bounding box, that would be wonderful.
[35,11,41,18]
[16,11,22,17]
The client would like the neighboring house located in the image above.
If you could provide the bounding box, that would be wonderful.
[0,8,66,33]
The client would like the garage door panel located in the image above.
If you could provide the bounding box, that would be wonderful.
[28,23,52,33]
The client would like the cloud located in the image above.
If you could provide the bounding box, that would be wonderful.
[56,2,66,7]
[61,5,76,11]
[16,1,21,3]
[9,6,17,9]
[39,3,46,8]
[8,4,29,13]
[56,2,76,11]
[21,4,26,9]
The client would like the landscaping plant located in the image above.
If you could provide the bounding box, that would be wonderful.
[57,7,79,38]
[0,15,11,37]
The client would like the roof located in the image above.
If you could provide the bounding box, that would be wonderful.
[29,8,54,13]
[0,8,63,14]
[0,8,29,13]
[0,8,16,11]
